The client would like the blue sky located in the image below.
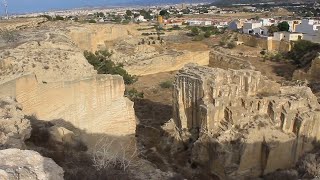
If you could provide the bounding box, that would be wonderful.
[1,0,209,14]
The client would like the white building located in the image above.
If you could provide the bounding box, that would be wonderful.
[296,19,320,35]
[259,18,275,26]
[273,32,303,42]
[134,15,147,22]
[188,20,212,26]
[243,21,263,34]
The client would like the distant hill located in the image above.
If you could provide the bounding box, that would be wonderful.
[213,0,316,5]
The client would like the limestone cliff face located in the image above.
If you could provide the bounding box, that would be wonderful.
[171,64,320,179]
[111,43,210,76]
[0,74,136,146]
[124,50,209,76]
[68,24,139,52]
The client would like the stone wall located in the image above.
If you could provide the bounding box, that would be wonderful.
[238,34,292,52]
[0,74,136,145]
[238,34,269,50]
[171,64,320,179]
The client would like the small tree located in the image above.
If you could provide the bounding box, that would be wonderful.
[268,24,279,35]
[278,21,290,32]
[191,27,199,36]
[204,31,211,38]
[227,42,236,49]
[126,10,132,16]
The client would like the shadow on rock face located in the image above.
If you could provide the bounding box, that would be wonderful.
[25,115,137,180]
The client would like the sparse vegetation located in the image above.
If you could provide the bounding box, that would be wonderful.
[125,88,144,101]
[193,34,205,41]
[0,28,19,43]
[227,42,236,49]
[288,40,320,65]
[159,81,173,89]
[84,50,138,85]
[88,19,97,23]
[92,137,137,172]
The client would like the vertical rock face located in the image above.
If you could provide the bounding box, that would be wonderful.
[0,74,136,147]
[0,149,64,180]
[172,64,320,179]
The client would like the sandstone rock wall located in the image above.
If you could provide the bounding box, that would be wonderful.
[0,74,136,146]
[69,24,139,52]
[209,50,254,70]
[124,50,210,76]
[171,64,320,179]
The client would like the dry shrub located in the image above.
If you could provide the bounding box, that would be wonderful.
[92,137,137,172]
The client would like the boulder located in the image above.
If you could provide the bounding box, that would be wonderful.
[49,126,76,145]
[0,148,64,180]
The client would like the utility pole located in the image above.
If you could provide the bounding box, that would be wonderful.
[2,0,8,19]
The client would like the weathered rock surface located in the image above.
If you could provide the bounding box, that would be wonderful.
[0,148,64,180]
[110,40,210,76]
[0,74,136,148]
[68,24,139,52]
[296,150,320,178]
[0,31,96,84]
[170,64,320,179]
[0,97,31,150]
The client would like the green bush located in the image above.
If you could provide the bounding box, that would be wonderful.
[204,31,211,38]
[190,27,200,36]
[84,50,137,85]
[227,42,236,49]
[55,16,65,21]
[159,81,173,89]
[125,88,144,101]
[88,19,96,23]
[288,40,320,65]
[219,41,226,46]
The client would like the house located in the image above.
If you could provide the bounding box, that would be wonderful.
[285,20,301,32]
[187,20,212,26]
[228,19,245,30]
[259,18,276,26]
[135,15,147,22]
[296,19,320,35]
[273,32,303,42]
[243,21,262,34]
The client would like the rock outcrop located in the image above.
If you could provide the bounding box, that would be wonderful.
[0,148,64,180]
[0,74,136,147]
[0,97,31,150]
[68,24,139,52]
[170,64,320,179]
[110,40,210,76]
[0,31,96,84]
